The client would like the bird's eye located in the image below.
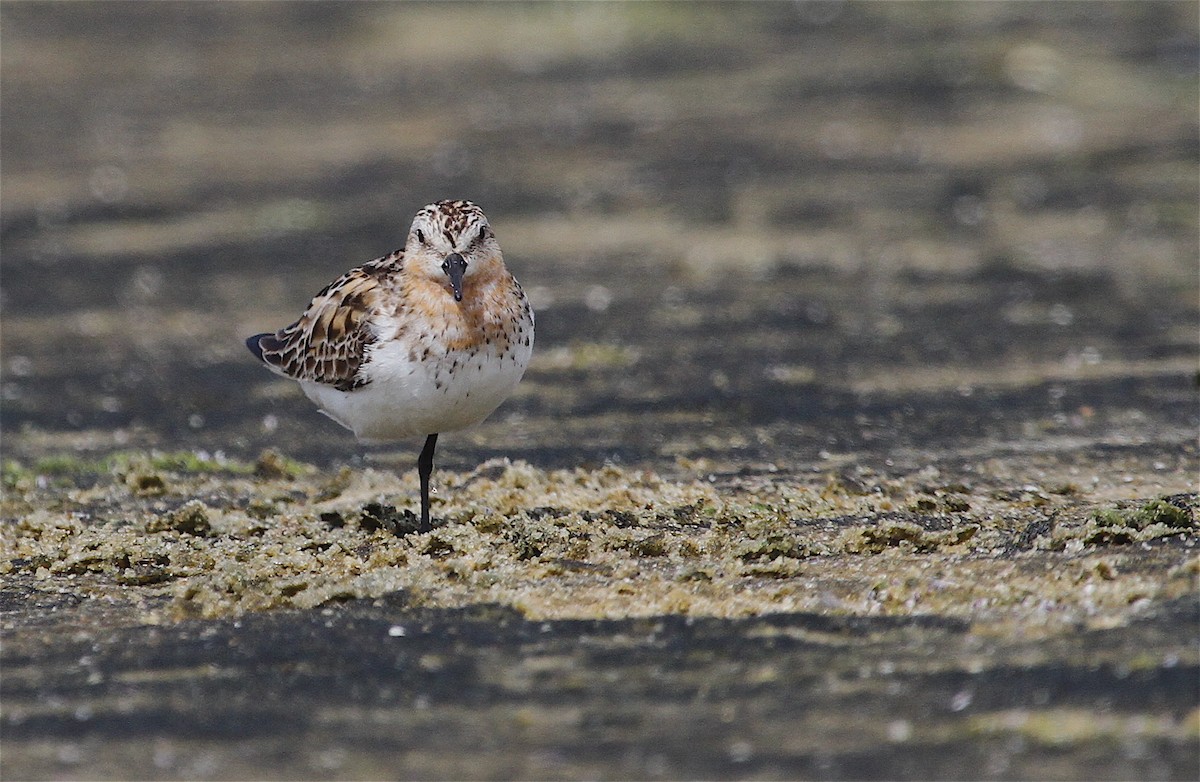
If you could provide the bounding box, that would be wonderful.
[477,225,489,243]
[416,229,426,244]
[440,260,449,273]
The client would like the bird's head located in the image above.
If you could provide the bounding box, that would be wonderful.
[405,200,501,302]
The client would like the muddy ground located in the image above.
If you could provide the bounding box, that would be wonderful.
[2,3,1198,780]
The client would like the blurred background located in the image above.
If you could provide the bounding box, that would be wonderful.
[2,1,1197,474]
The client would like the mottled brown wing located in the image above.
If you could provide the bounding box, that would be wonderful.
[254,253,400,392]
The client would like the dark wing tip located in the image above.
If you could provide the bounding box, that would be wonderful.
[245,333,272,362]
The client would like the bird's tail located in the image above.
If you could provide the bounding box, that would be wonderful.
[245,333,272,362]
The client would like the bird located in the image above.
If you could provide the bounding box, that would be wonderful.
[246,199,534,533]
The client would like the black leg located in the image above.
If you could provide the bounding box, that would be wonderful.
[417,433,438,533]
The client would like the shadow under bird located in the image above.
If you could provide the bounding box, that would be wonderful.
[246,199,534,532]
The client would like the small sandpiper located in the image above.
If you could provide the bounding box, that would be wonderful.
[246,199,534,532]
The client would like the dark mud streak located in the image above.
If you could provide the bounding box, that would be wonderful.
[3,597,1196,780]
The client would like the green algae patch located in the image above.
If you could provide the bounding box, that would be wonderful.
[1,454,1196,631]
[1093,498,1195,531]
[968,707,1200,747]
[1046,496,1198,551]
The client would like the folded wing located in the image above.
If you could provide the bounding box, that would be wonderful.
[247,253,401,392]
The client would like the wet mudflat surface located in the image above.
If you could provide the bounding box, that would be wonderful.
[4,594,1196,780]
[2,3,1198,780]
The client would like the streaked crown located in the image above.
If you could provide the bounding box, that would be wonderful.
[409,200,493,253]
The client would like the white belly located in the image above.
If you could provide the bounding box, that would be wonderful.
[299,334,532,443]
